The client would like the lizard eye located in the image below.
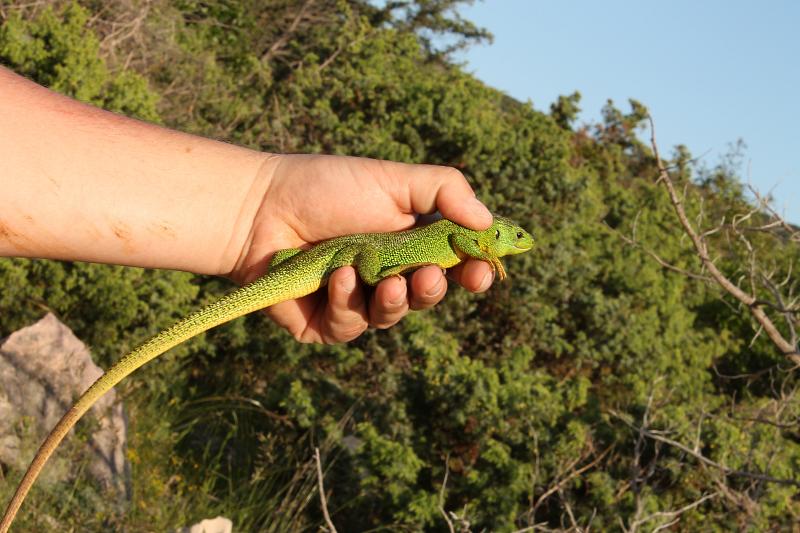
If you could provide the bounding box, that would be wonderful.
[516,231,523,239]
[495,229,500,239]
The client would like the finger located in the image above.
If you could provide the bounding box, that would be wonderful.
[408,265,448,310]
[379,160,493,230]
[319,267,369,343]
[265,296,321,343]
[369,275,409,329]
[447,259,494,293]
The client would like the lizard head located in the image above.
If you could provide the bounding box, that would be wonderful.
[487,216,534,256]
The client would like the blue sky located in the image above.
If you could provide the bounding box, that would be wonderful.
[454,1,799,223]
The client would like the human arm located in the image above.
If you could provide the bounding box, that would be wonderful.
[0,64,267,274]
[0,65,495,342]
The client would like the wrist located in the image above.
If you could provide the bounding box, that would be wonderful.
[221,152,280,280]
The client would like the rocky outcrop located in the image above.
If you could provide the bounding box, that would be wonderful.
[0,313,128,497]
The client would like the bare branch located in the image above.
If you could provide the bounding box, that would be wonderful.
[558,487,579,530]
[314,447,337,533]
[640,492,719,533]
[533,446,613,512]
[439,454,456,533]
[746,184,800,243]
[761,274,798,345]
[605,222,714,282]
[261,0,316,62]
[712,363,780,382]
[647,116,799,361]
[611,411,800,488]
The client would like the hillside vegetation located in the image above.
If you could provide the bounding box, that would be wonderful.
[1,1,798,530]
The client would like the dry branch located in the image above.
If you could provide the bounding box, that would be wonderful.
[611,410,800,488]
[533,446,612,513]
[314,447,337,533]
[261,0,316,62]
[439,454,456,533]
[647,116,799,361]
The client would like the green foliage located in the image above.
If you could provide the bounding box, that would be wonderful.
[550,91,581,129]
[1,1,799,531]
[369,0,493,56]
[0,2,159,120]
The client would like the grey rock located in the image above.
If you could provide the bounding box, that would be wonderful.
[0,313,128,497]
[341,434,363,453]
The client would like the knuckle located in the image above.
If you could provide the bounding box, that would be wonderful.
[437,165,466,183]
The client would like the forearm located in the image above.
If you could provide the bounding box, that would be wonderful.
[0,66,270,275]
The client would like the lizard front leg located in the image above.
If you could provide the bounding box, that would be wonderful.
[450,234,507,280]
[330,244,383,286]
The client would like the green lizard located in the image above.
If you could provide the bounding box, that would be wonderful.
[0,214,533,532]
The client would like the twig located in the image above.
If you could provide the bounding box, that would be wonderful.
[314,447,337,533]
[557,487,579,530]
[746,184,800,243]
[439,454,456,533]
[262,0,316,62]
[533,446,612,512]
[761,274,798,345]
[633,492,718,532]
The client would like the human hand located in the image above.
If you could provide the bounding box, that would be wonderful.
[230,154,495,343]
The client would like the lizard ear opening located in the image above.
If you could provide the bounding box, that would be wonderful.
[495,229,500,239]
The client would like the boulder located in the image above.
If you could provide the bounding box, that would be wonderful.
[0,313,128,497]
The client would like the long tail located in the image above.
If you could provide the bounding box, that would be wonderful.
[0,267,321,532]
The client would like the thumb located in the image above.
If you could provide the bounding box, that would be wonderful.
[382,161,493,230]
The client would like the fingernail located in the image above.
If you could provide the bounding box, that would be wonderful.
[467,197,492,227]
[340,270,357,294]
[425,276,446,297]
[478,270,494,292]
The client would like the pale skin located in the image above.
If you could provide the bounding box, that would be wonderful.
[0,66,495,343]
